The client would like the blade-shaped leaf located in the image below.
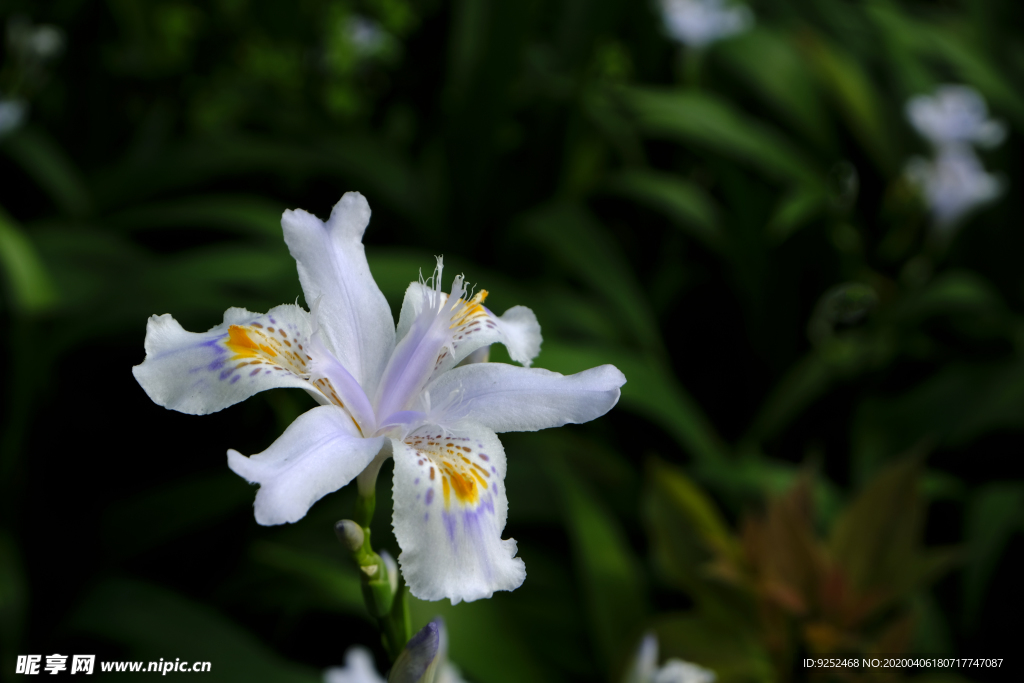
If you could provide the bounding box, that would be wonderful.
[67,579,320,682]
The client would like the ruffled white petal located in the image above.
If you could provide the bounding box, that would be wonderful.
[282,192,395,397]
[423,363,625,433]
[228,405,386,525]
[132,304,318,415]
[396,281,541,378]
[391,424,524,604]
[323,647,385,683]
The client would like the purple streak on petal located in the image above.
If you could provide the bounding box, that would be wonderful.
[443,510,457,544]
[230,375,240,384]
[425,488,434,506]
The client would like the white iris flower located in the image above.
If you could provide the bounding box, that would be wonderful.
[133,192,625,604]
[659,0,752,49]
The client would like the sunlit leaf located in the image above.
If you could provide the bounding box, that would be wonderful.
[0,206,59,312]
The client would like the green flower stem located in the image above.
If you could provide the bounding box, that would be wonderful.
[339,491,412,663]
[379,581,411,662]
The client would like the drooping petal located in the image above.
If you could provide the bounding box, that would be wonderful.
[282,192,395,397]
[133,304,320,415]
[423,362,625,433]
[391,424,525,604]
[228,405,386,525]
[324,647,385,683]
[396,281,541,378]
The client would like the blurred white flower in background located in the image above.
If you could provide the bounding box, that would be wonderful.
[623,633,716,683]
[906,146,1003,231]
[7,16,64,63]
[659,0,752,49]
[904,84,1006,232]
[0,97,28,136]
[346,16,389,56]
[906,85,1005,149]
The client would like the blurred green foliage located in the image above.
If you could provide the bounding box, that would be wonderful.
[2,0,1024,682]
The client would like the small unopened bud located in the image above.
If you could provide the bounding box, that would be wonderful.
[334,519,365,552]
[360,564,379,577]
[388,619,444,683]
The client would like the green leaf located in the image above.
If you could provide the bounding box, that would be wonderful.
[407,596,560,683]
[0,206,59,312]
[829,458,939,598]
[799,33,897,173]
[67,579,320,682]
[653,612,773,683]
[619,87,824,187]
[765,185,829,242]
[962,483,1024,627]
[642,458,755,627]
[105,195,287,239]
[521,203,663,353]
[852,357,1024,479]
[250,541,367,617]
[536,341,728,467]
[1,128,92,216]
[101,474,253,560]
[604,170,721,249]
[747,333,890,444]
[715,27,833,150]
[546,457,646,677]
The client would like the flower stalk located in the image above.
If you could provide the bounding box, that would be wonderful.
[336,514,412,662]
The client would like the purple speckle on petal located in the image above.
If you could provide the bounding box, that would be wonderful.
[207,357,228,371]
[424,513,429,521]
[425,488,434,506]
[219,368,233,381]
[250,368,261,377]
[491,466,497,473]
[414,478,420,485]
[230,375,240,384]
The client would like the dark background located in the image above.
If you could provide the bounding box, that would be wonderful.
[1,0,1023,681]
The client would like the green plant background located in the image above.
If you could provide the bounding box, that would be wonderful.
[1,1,1022,681]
